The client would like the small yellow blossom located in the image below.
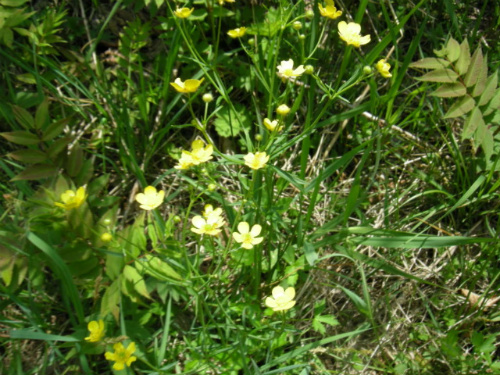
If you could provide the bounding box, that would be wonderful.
[276,59,306,82]
[191,214,225,236]
[218,0,235,5]
[175,139,213,170]
[227,27,247,38]
[55,187,87,210]
[244,152,269,170]
[375,59,392,78]
[174,7,194,18]
[170,77,204,94]
[265,286,296,312]
[202,204,223,220]
[232,222,263,249]
[263,118,283,132]
[338,21,371,48]
[85,320,105,342]
[135,186,164,211]
[318,0,342,19]
[105,342,137,371]
[276,104,290,116]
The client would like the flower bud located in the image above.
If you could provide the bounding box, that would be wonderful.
[305,9,314,19]
[202,93,214,103]
[363,66,373,74]
[255,134,263,141]
[299,34,305,41]
[276,104,290,116]
[103,218,112,226]
[292,21,302,30]
[208,183,217,191]
[173,215,181,223]
[248,38,255,46]
[101,233,112,242]
[304,65,314,75]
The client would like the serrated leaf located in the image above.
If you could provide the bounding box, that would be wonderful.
[456,39,471,75]
[475,122,494,160]
[316,314,340,327]
[446,37,460,62]
[429,82,466,98]
[0,131,39,145]
[464,47,483,87]
[47,136,70,159]
[472,54,488,97]
[42,117,69,141]
[443,95,475,119]
[462,107,484,140]
[478,72,498,106]
[433,45,448,58]
[7,149,47,163]
[483,88,500,116]
[11,164,58,181]
[137,255,182,281]
[409,58,450,70]
[11,105,34,129]
[213,104,251,137]
[416,69,458,83]
[35,97,49,130]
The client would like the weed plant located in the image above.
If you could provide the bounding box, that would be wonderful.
[1,0,500,374]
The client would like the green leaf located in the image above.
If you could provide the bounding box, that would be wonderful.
[303,241,318,266]
[456,39,471,75]
[7,149,47,163]
[416,69,458,83]
[429,82,466,98]
[472,53,488,97]
[475,122,494,160]
[446,37,460,62]
[101,278,121,320]
[42,117,69,141]
[136,255,182,281]
[35,97,49,130]
[0,131,39,145]
[483,88,500,116]
[213,104,251,137]
[0,0,30,6]
[462,107,484,140]
[464,47,483,87]
[11,105,34,129]
[10,330,80,342]
[443,95,475,119]
[316,314,340,328]
[65,143,83,177]
[11,164,58,181]
[409,58,450,70]
[478,72,498,106]
[123,265,151,299]
[47,136,70,159]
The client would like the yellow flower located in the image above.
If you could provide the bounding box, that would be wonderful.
[227,27,247,38]
[174,7,194,18]
[84,320,105,342]
[375,59,392,78]
[276,104,290,116]
[202,204,223,220]
[218,0,235,5]
[318,0,342,19]
[263,118,283,132]
[244,152,269,170]
[135,186,164,211]
[175,139,213,170]
[191,214,225,236]
[232,222,263,249]
[265,286,296,312]
[338,21,371,48]
[170,77,204,94]
[105,342,137,371]
[276,59,306,82]
[55,187,87,210]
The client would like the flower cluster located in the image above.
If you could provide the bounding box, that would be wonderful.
[191,204,225,236]
[175,139,214,170]
[55,187,87,210]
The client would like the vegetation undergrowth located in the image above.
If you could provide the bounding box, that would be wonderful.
[1,0,500,374]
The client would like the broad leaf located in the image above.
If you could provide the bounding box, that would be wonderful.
[409,58,450,70]
[12,105,34,129]
[483,88,500,116]
[456,39,471,75]
[1,131,39,145]
[446,37,460,62]
[472,53,488,97]
[464,47,483,87]
[416,69,458,83]
[11,164,58,181]
[462,107,484,140]
[42,117,70,141]
[7,149,47,163]
[443,95,475,119]
[429,82,466,98]
[478,71,497,106]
